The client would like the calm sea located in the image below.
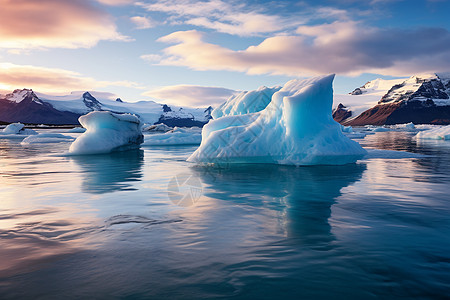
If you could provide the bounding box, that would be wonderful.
[0,130,449,299]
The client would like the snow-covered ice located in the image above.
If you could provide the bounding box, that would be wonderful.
[211,86,281,119]
[69,111,144,155]
[143,127,202,146]
[188,75,367,165]
[21,133,75,144]
[1,123,37,135]
[67,127,86,133]
[416,125,450,140]
[341,125,353,133]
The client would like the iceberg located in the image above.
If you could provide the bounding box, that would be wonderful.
[211,86,281,119]
[67,127,86,133]
[188,75,367,166]
[69,111,143,155]
[416,125,450,140]
[21,133,75,145]
[1,123,37,135]
[143,127,202,146]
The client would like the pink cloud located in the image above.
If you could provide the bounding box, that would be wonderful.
[0,63,140,93]
[0,0,129,50]
[149,22,450,77]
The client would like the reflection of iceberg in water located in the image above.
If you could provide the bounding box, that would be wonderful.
[193,163,366,244]
[70,150,144,194]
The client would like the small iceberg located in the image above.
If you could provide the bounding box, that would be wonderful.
[143,127,202,146]
[416,125,450,140]
[188,74,367,166]
[67,127,86,133]
[0,123,38,138]
[21,133,75,145]
[69,111,144,155]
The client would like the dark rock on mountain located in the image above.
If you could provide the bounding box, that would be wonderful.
[350,87,364,95]
[156,115,207,127]
[82,92,102,111]
[332,103,352,123]
[116,98,123,103]
[162,104,172,112]
[346,101,450,126]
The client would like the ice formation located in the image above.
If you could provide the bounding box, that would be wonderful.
[341,125,353,133]
[69,111,143,155]
[67,127,86,133]
[1,123,37,135]
[21,133,75,145]
[211,86,281,119]
[143,127,202,146]
[416,125,450,140]
[188,75,367,165]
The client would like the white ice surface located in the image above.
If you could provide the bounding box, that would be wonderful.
[189,75,367,165]
[1,123,38,135]
[416,125,450,140]
[69,111,144,155]
[212,86,281,119]
[143,127,202,146]
[21,133,75,144]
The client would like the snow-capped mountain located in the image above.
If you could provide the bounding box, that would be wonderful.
[334,73,450,125]
[0,89,212,126]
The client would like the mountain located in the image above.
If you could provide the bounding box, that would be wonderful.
[334,73,450,125]
[0,89,212,126]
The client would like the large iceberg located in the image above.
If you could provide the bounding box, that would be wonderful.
[416,125,450,140]
[69,111,143,155]
[188,74,367,166]
[211,86,281,119]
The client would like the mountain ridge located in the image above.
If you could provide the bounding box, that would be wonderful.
[0,89,212,126]
[334,73,450,125]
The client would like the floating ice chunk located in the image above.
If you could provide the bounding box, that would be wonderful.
[69,111,143,155]
[211,86,281,119]
[67,127,86,133]
[341,125,353,133]
[1,123,37,135]
[416,125,450,140]
[372,127,391,132]
[188,75,367,165]
[21,133,75,145]
[143,127,202,146]
[142,123,172,132]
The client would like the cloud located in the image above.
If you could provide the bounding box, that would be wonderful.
[130,16,156,29]
[137,0,306,36]
[143,84,237,107]
[0,63,141,93]
[97,0,135,5]
[149,22,450,77]
[0,0,129,50]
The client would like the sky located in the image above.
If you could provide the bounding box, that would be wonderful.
[0,0,450,107]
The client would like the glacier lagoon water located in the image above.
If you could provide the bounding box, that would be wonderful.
[0,130,449,299]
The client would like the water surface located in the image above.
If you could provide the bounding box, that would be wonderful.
[0,130,449,299]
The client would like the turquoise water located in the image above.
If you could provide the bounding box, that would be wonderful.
[0,130,449,299]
